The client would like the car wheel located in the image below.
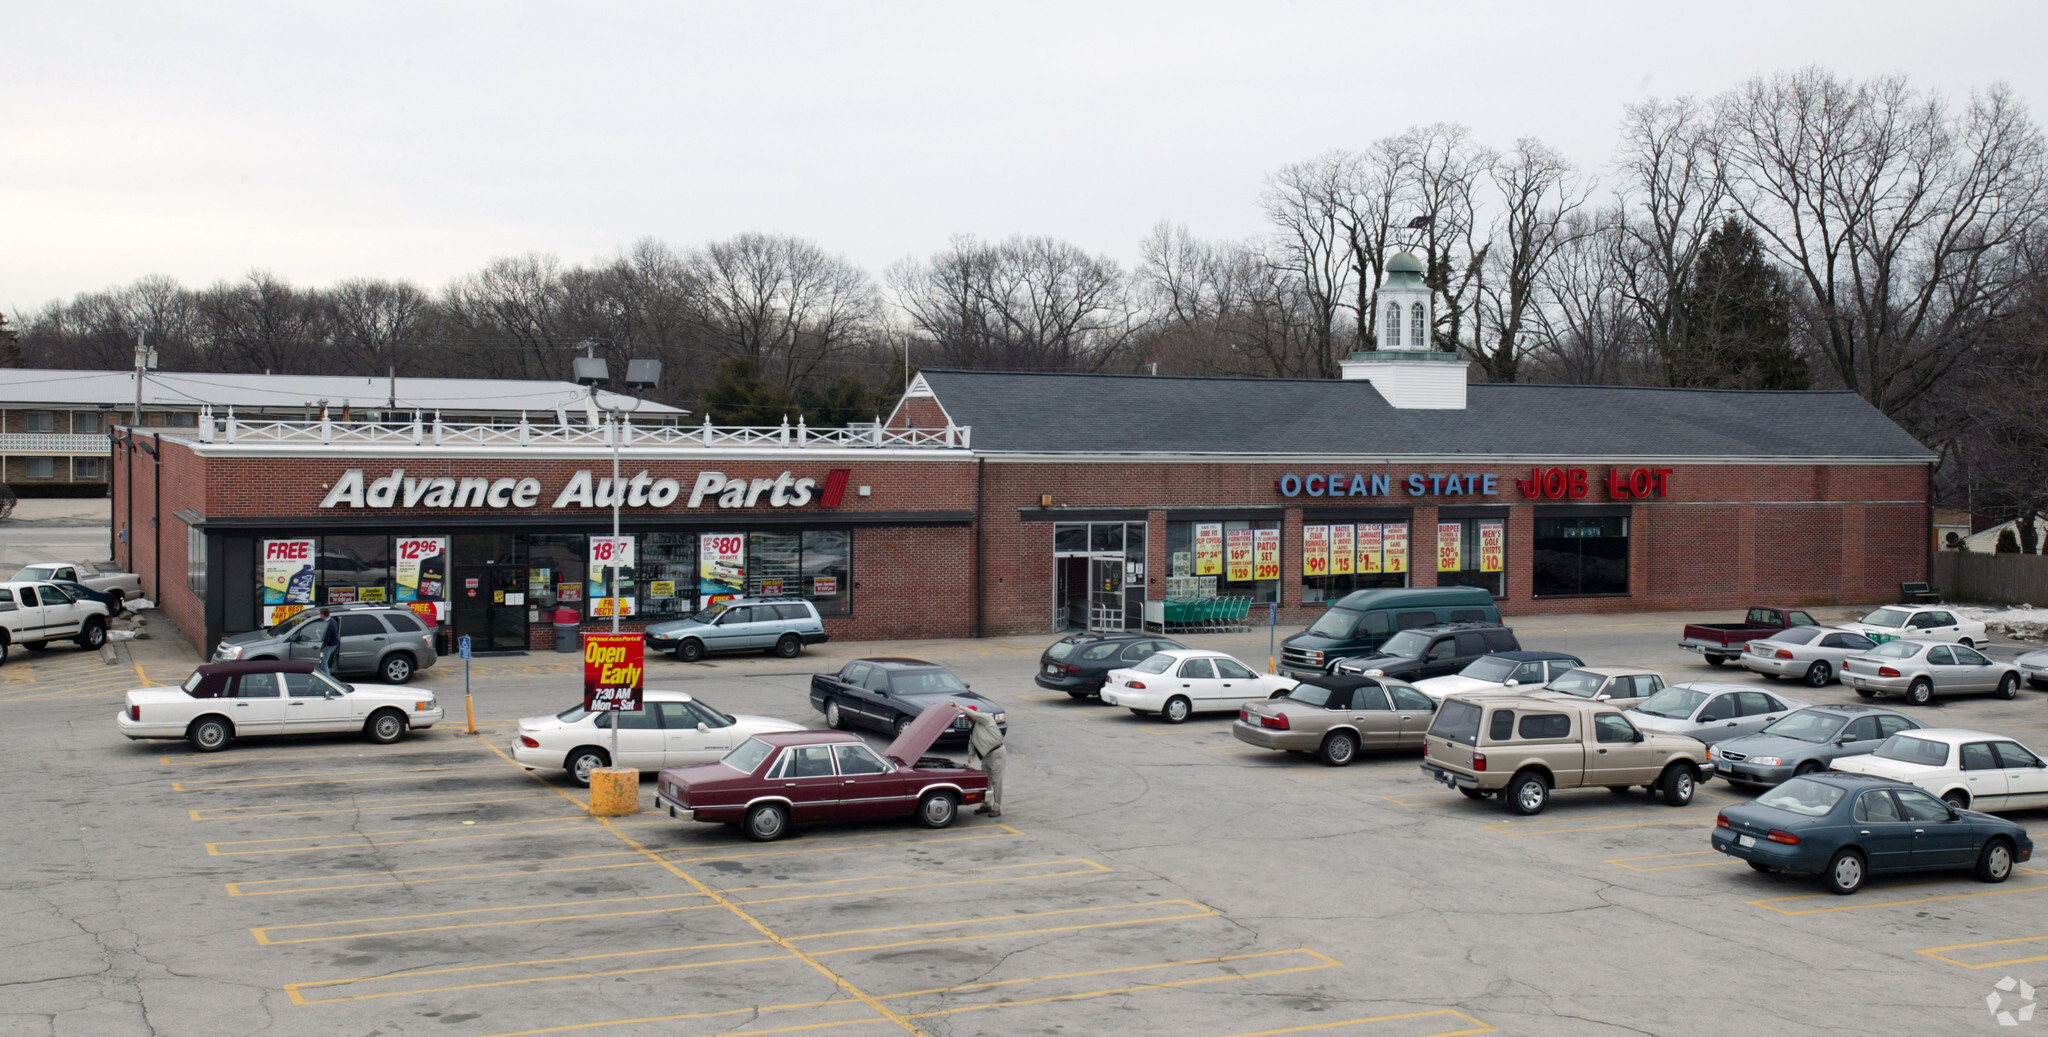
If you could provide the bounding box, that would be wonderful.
[894,714,912,736]
[823,700,845,729]
[744,803,789,841]
[1659,764,1696,806]
[1823,849,1866,895]
[1319,731,1358,767]
[1997,673,2020,700]
[107,590,125,614]
[1704,655,1726,667]
[566,748,609,786]
[916,791,958,829]
[76,618,107,650]
[1793,761,1821,777]
[1854,687,1876,699]
[365,709,407,745]
[188,716,232,752]
[1943,790,1970,809]
[774,635,802,659]
[1906,679,1934,705]
[1161,696,1192,724]
[381,653,415,684]
[677,639,705,662]
[1959,637,1975,649]
[0,634,10,665]
[1977,838,2015,883]
[1805,661,1832,687]
[1458,787,1490,801]
[1504,771,1549,816]
[1748,861,1773,874]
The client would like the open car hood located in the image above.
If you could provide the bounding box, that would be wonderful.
[885,701,964,766]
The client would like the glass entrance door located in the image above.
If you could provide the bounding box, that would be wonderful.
[1088,557,1124,631]
[453,564,530,651]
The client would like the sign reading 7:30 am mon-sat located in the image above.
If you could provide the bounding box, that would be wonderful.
[582,633,645,712]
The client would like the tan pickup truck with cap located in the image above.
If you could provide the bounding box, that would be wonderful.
[1420,693,1714,815]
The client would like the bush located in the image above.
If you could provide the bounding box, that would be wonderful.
[1997,528,2022,553]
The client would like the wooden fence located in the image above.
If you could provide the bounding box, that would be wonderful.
[1932,551,2048,605]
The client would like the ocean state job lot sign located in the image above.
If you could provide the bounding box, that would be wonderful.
[582,633,645,712]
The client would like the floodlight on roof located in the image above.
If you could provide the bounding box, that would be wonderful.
[572,357,609,386]
[624,359,662,390]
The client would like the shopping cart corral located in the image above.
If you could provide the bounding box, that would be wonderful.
[1145,596,1254,634]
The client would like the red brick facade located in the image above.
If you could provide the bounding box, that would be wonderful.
[120,436,1930,650]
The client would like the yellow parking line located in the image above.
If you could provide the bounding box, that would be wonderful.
[801,901,1221,957]
[255,893,722,945]
[1379,792,1459,807]
[161,743,491,766]
[1486,807,1723,837]
[1605,850,1741,872]
[189,789,554,820]
[288,947,799,1004]
[471,1000,887,1037]
[1918,934,2048,969]
[227,851,650,896]
[1221,1009,1499,1037]
[731,859,1109,908]
[1752,878,2048,916]
[659,825,1023,865]
[206,815,603,855]
[173,764,506,791]
[878,948,1326,1001]
[900,949,1342,1019]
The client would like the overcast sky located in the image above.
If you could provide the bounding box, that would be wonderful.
[7,1,2048,315]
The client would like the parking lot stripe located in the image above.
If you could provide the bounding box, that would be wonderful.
[253,892,723,944]
[1604,850,1741,872]
[725,858,1111,907]
[225,851,651,895]
[895,949,1342,1019]
[469,999,890,1037]
[286,947,799,1004]
[189,789,556,820]
[161,743,493,766]
[1916,934,2048,969]
[1751,877,2048,916]
[1485,808,1723,837]
[656,825,1023,865]
[876,948,1328,1002]
[1219,1009,1498,1037]
[204,815,607,855]
[172,763,506,791]
[798,901,1222,957]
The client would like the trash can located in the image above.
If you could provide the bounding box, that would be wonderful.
[552,608,581,653]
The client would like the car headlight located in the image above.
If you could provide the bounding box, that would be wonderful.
[1365,669,1384,677]
[1749,757,1783,767]
[219,644,243,659]
[993,712,1007,723]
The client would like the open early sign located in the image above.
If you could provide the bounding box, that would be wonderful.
[582,633,645,711]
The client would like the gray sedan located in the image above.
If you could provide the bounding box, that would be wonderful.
[1840,639,2023,705]
[1626,681,1807,745]
[1737,626,1879,688]
[1709,703,1922,787]
[2017,647,2048,690]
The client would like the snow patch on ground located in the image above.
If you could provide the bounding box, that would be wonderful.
[107,629,144,642]
[1954,606,2048,642]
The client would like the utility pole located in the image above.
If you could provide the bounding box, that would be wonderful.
[132,331,147,426]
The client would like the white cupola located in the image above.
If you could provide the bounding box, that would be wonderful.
[1339,250,1469,408]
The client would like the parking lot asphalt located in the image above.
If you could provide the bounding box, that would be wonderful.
[5,606,2048,1036]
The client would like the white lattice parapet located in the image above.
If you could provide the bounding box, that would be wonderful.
[186,407,969,451]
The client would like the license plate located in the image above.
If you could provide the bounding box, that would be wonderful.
[1738,834,1756,848]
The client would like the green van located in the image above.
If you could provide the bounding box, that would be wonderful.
[1278,587,1502,679]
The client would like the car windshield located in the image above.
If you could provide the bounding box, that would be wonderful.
[721,738,775,773]
[1860,607,1911,628]
[1131,654,1178,675]
[1756,777,1846,817]
[689,601,732,623]
[1874,734,1950,766]
[1306,607,1362,639]
[1760,710,1847,743]
[1543,670,1606,698]
[1635,686,1708,719]
[890,669,969,696]
[1457,657,1519,683]
[14,566,55,581]
[1868,641,1921,659]
[1283,683,1339,707]
[1046,640,1078,661]
[1379,631,1430,657]
[694,700,734,725]
[181,671,205,693]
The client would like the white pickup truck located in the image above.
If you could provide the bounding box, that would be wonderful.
[0,580,112,660]
[118,659,444,752]
[13,561,143,612]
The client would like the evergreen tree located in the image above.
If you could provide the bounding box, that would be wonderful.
[1996,527,2021,554]
[695,357,794,425]
[1670,218,1807,389]
[0,312,22,368]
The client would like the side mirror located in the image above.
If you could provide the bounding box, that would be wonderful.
[326,689,343,699]
[1633,730,1645,742]
[1594,693,1610,701]
[1699,715,1718,723]
[696,722,708,733]
[1947,805,1962,820]
[1504,679,1519,688]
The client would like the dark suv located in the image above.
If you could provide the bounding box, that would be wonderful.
[1329,623,1519,683]
[1034,633,1186,699]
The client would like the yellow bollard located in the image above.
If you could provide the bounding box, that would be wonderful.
[587,768,640,817]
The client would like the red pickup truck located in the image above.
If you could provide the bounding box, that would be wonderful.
[1677,606,1819,666]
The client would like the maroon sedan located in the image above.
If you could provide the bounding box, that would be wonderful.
[653,702,989,841]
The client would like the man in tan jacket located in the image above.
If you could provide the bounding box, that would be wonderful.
[964,706,1005,818]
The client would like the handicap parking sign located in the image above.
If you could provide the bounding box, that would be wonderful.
[458,634,472,660]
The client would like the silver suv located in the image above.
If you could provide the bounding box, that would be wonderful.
[645,597,830,662]
[213,605,439,684]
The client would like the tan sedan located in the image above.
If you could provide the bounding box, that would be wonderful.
[1535,666,1666,709]
[1233,674,1438,766]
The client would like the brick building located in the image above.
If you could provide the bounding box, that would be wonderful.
[116,356,1932,656]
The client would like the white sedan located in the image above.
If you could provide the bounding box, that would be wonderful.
[512,689,805,785]
[1841,606,1989,648]
[1100,649,1295,723]
[1831,728,2048,812]
[119,660,442,751]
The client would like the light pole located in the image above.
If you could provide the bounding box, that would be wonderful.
[573,356,663,763]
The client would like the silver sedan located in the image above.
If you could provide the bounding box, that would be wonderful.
[1625,681,1807,745]
[1839,639,2023,705]
[2018,647,2048,690]
[1738,626,1880,688]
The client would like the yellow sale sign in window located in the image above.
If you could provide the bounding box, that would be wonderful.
[1253,528,1281,581]
[1330,524,1355,576]
[1225,528,1255,582]
[1437,523,1463,572]
[1194,523,1224,576]
[1356,523,1382,574]
[1302,525,1330,577]
[1382,523,1409,574]
[1480,521,1504,573]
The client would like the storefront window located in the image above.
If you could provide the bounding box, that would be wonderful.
[801,530,851,616]
[1534,515,1629,596]
[637,534,695,617]
[1435,518,1506,598]
[748,532,803,599]
[319,535,393,605]
[527,534,586,614]
[1300,521,1412,602]
[1166,520,1278,603]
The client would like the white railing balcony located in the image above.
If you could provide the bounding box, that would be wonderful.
[191,407,969,451]
[0,433,113,453]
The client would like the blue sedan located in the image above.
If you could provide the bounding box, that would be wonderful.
[1713,772,2033,895]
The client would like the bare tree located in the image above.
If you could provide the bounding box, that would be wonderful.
[892,235,1145,371]
[441,254,573,379]
[1609,96,1729,379]
[1473,138,1593,382]
[326,279,432,376]
[689,233,881,392]
[1528,210,1654,384]
[195,271,325,374]
[1395,124,1495,354]
[1261,154,1356,375]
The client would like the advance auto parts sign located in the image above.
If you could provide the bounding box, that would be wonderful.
[583,633,645,712]
[320,468,852,510]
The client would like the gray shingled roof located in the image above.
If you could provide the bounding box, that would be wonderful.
[917,369,1932,460]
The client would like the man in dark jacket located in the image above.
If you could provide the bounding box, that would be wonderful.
[317,608,340,674]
